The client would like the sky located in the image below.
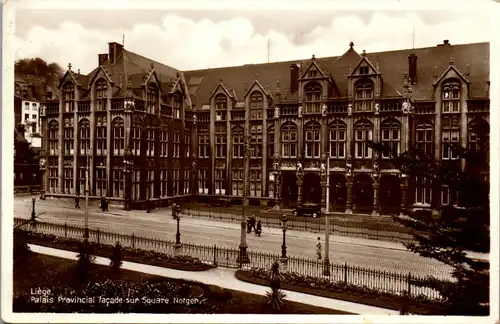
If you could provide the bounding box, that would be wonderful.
[12,2,493,74]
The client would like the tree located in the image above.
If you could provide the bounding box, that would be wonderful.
[265,261,286,313]
[368,122,489,315]
[75,239,96,281]
[15,57,64,99]
[109,241,123,273]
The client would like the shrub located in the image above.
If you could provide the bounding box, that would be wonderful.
[75,239,96,281]
[266,288,286,313]
[13,229,31,265]
[109,241,123,273]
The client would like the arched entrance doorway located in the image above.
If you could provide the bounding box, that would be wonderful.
[380,175,401,215]
[303,173,321,204]
[329,173,347,212]
[353,174,373,214]
[281,172,298,209]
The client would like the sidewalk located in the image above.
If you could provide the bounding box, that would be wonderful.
[29,244,398,315]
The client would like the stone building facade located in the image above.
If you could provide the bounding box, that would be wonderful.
[39,40,490,214]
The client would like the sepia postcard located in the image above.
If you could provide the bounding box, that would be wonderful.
[2,0,499,323]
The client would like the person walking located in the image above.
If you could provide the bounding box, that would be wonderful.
[316,237,322,260]
[74,194,80,209]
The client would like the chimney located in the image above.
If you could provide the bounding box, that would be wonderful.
[108,42,124,65]
[27,84,36,99]
[438,40,451,46]
[98,53,108,66]
[408,54,417,84]
[289,63,300,94]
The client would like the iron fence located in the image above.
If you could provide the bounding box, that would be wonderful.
[15,217,443,300]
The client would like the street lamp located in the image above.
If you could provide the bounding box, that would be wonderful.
[31,196,36,222]
[237,137,250,265]
[123,146,133,211]
[174,212,182,247]
[281,215,288,259]
[39,152,46,200]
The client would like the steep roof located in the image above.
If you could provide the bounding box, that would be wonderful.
[184,41,489,107]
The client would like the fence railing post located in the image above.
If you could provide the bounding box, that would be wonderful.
[132,233,135,249]
[97,228,100,245]
[213,244,217,267]
[407,271,412,296]
[344,262,348,283]
[64,223,67,238]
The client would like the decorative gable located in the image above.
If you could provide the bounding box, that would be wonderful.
[171,72,193,109]
[433,64,471,87]
[244,80,272,99]
[58,69,80,89]
[88,66,114,87]
[349,54,380,77]
[299,58,327,80]
[208,80,234,102]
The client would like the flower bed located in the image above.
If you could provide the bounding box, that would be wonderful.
[236,268,449,315]
[23,231,213,271]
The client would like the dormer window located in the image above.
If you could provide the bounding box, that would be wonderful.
[304,82,321,113]
[173,91,182,118]
[250,91,263,120]
[308,70,317,78]
[215,94,227,121]
[442,79,460,113]
[63,83,75,113]
[359,66,369,75]
[147,84,158,114]
[95,79,107,111]
[354,79,374,112]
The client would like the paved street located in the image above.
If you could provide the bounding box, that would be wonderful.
[14,197,454,281]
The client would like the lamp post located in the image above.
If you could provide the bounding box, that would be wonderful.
[280,215,288,263]
[123,146,133,211]
[84,145,90,240]
[237,137,250,265]
[39,152,46,200]
[31,196,36,222]
[174,213,181,246]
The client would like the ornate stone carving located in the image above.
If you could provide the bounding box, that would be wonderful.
[321,103,327,117]
[375,103,380,114]
[193,114,197,124]
[402,101,410,114]
[348,103,352,116]
[298,106,303,118]
[320,162,326,176]
[39,158,46,169]
[273,160,280,171]
[346,155,352,177]
[274,107,280,119]
[192,161,196,170]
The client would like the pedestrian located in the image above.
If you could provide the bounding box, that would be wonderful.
[75,194,80,209]
[256,220,262,235]
[316,237,322,260]
[104,198,109,211]
[100,197,105,212]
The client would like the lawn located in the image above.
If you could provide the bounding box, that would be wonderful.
[13,252,351,314]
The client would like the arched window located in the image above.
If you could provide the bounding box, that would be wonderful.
[354,79,374,112]
[381,119,401,158]
[63,83,75,113]
[173,91,182,118]
[48,120,59,193]
[132,125,141,156]
[329,120,346,159]
[250,91,263,120]
[78,119,90,155]
[147,83,158,114]
[215,94,227,121]
[304,82,322,113]
[442,119,459,160]
[95,117,107,156]
[95,79,108,111]
[305,122,321,158]
[111,117,124,156]
[215,124,226,158]
[250,124,263,158]
[442,79,460,113]
[63,117,74,155]
[198,128,209,158]
[416,124,434,157]
[281,123,297,158]
[354,120,373,158]
[268,126,275,159]
[232,126,245,159]
[468,119,489,152]
[48,120,59,155]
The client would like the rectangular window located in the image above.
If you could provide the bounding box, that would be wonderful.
[231,169,243,196]
[183,169,190,194]
[132,170,140,200]
[96,168,106,197]
[112,168,124,198]
[249,170,262,197]
[198,134,209,158]
[173,131,180,158]
[215,169,225,194]
[198,169,208,194]
[63,167,73,194]
[442,129,460,160]
[355,128,372,158]
[415,177,432,205]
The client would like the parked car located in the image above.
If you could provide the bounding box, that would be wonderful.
[292,203,321,218]
[208,198,231,207]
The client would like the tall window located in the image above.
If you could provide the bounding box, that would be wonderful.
[147,169,154,198]
[147,84,158,114]
[78,162,87,196]
[354,120,373,158]
[232,126,245,158]
[250,125,263,158]
[63,118,74,155]
[160,169,168,197]
[198,169,208,194]
[48,121,59,156]
[442,79,460,113]
[183,169,190,194]
[381,119,400,158]
[172,169,180,196]
[268,126,275,158]
[415,176,432,205]
[468,119,489,153]
[198,131,209,158]
[215,94,227,121]
[96,167,106,197]
[250,92,263,119]
[215,124,226,158]
[48,157,58,193]
[95,117,107,156]
[63,165,73,194]
[281,123,297,158]
[354,79,374,112]
[184,130,190,158]
[215,169,225,194]
[112,167,124,198]
[304,82,322,113]
[95,79,107,111]
[329,120,346,158]
[132,127,141,156]
[160,129,169,157]
[112,117,124,156]
[249,170,261,197]
[232,169,243,196]
[172,130,180,158]
[305,122,321,158]
[146,127,155,157]
[132,170,140,200]
[442,127,459,160]
[78,119,90,155]
[416,124,434,157]
[173,92,181,118]
[64,83,75,113]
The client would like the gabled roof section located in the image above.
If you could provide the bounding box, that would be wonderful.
[58,69,80,89]
[208,81,235,102]
[87,65,114,87]
[299,57,328,79]
[171,72,193,108]
[325,43,362,96]
[244,79,272,98]
[432,63,471,86]
[348,51,381,77]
